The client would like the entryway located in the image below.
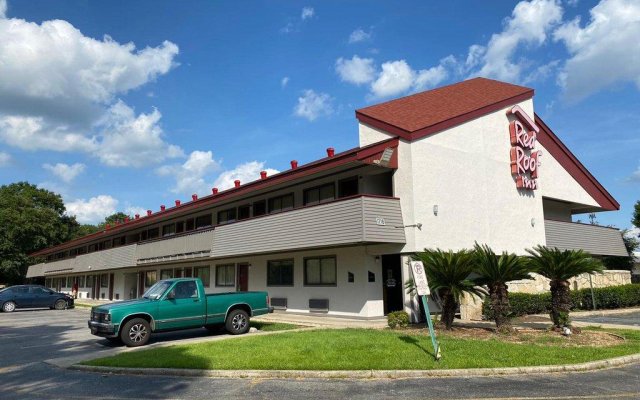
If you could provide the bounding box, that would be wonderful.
[382,254,404,314]
[237,263,249,292]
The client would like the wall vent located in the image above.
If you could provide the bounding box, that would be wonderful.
[270,297,288,309]
[309,298,329,312]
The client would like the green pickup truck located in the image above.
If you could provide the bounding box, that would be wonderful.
[88,278,272,347]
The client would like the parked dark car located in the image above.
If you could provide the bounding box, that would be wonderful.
[0,285,74,312]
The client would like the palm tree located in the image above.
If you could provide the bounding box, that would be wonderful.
[414,248,486,330]
[472,243,533,331]
[526,245,603,328]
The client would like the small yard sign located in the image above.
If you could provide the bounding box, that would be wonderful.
[409,260,441,361]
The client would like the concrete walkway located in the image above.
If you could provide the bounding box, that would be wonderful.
[255,312,388,329]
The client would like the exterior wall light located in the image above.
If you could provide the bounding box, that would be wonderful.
[531,218,536,227]
[433,205,438,216]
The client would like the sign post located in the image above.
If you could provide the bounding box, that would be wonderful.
[410,260,441,360]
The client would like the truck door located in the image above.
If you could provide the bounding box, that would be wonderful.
[157,281,206,330]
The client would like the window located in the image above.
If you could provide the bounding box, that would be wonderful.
[268,193,294,214]
[238,205,251,220]
[162,223,176,237]
[217,208,236,225]
[215,264,235,287]
[30,286,49,295]
[338,176,359,198]
[112,236,126,247]
[267,259,294,286]
[304,183,335,206]
[77,246,87,255]
[78,275,86,288]
[126,233,139,244]
[185,218,195,231]
[176,221,185,234]
[100,274,108,288]
[88,244,98,253]
[174,268,183,278]
[172,281,198,299]
[140,230,148,241]
[304,256,337,286]
[145,271,157,288]
[253,200,266,217]
[86,275,94,288]
[160,269,173,280]
[66,277,73,288]
[195,214,212,229]
[147,228,159,239]
[194,266,210,287]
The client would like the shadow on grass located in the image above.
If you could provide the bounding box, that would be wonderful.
[397,335,435,358]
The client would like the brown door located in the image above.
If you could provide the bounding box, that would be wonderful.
[138,272,145,298]
[108,274,114,300]
[94,275,101,300]
[237,263,249,292]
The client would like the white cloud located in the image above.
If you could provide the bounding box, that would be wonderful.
[43,162,85,183]
[553,0,640,101]
[0,0,6,19]
[95,100,183,167]
[335,55,376,85]
[213,161,279,191]
[349,28,371,43]
[467,0,563,82]
[370,60,416,98]
[157,150,221,195]
[0,12,180,165]
[66,195,118,224]
[294,90,334,121]
[124,205,148,218]
[414,65,448,91]
[0,151,10,166]
[301,7,314,20]
[281,77,290,88]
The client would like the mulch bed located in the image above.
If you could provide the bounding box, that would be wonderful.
[397,325,625,347]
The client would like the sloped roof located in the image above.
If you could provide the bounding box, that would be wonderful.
[356,77,534,140]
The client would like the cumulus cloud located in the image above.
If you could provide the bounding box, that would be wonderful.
[335,55,376,85]
[349,28,371,43]
[0,151,10,166]
[95,101,183,167]
[301,7,314,20]
[213,161,279,191]
[553,0,640,101]
[0,11,180,166]
[466,0,563,82]
[156,150,221,195]
[43,162,85,183]
[281,77,290,88]
[369,60,448,99]
[66,195,118,224]
[0,0,6,19]
[294,90,334,121]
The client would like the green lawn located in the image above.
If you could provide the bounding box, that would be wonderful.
[249,320,298,332]
[83,328,640,370]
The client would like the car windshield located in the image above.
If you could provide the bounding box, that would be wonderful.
[142,281,172,300]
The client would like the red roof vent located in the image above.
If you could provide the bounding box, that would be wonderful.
[260,171,267,179]
[146,210,152,216]
[234,180,241,188]
[327,148,335,157]
[124,216,130,223]
[135,214,140,219]
[291,160,298,169]
[160,205,166,212]
[192,194,198,201]
[175,200,181,207]
[212,188,218,195]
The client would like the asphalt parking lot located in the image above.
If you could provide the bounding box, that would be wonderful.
[0,306,227,368]
[573,311,640,327]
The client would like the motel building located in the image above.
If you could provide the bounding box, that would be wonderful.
[27,78,628,321]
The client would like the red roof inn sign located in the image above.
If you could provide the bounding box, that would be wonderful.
[508,105,541,190]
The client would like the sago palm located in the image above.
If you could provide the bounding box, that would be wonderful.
[472,243,533,331]
[414,248,486,330]
[526,245,603,328]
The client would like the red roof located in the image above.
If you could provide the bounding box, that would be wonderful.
[356,77,534,140]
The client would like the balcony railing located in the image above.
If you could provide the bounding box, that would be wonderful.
[544,219,628,257]
[136,228,215,264]
[29,244,137,277]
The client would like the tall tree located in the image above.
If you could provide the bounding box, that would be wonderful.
[601,229,639,272]
[633,200,640,229]
[0,182,79,284]
[526,246,603,328]
[99,212,132,228]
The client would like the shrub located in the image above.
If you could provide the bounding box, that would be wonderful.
[483,284,640,319]
[387,311,410,329]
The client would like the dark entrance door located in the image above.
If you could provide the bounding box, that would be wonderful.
[237,263,249,292]
[382,254,403,315]
[108,273,114,300]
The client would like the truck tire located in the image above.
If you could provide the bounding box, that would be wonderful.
[225,309,250,335]
[120,318,151,347]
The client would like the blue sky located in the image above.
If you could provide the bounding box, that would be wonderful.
[0,0,638,230]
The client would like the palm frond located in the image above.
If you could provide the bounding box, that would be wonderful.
[472,242,533,286]
[526,245,604,281]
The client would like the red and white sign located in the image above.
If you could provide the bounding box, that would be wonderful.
[410,261,430,296]
[507,105,541,190]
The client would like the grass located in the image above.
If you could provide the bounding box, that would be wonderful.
[83,327,640,370]
[249,320,298,332]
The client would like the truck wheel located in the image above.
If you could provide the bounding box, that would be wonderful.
[120,318,151,347]
[225,309,250,335]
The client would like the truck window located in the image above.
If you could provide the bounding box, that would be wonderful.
[172,281,198,299]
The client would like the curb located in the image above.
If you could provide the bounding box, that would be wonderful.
[69,353,640,380]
